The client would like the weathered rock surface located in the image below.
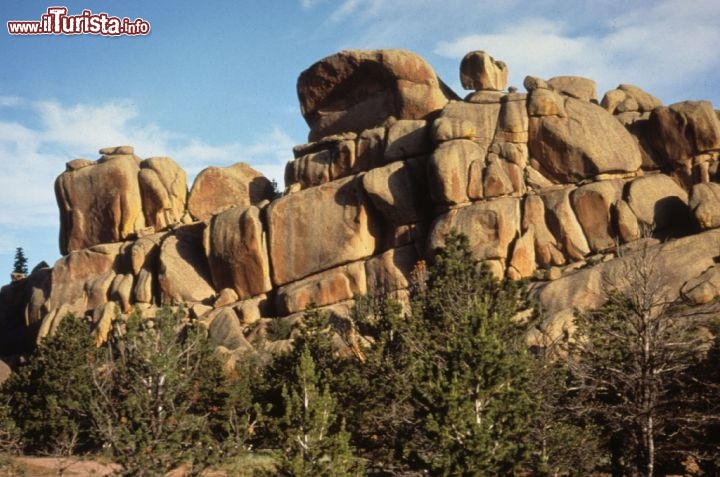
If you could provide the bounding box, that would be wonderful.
[460,50,508,91]
[625,174,690,234]
[188,163,274,222]
[275,261,366,315]
[158,224,215,304]
[646,101,720,167]
[531,229,720,342]
[528,98,642,182]
[5,48,720,358]
[298,49,452,141]
[689,182,720,230]
[267,175,378,286]
[362,157,429,225]
[138,157,187,231]
[206,205,272,300]
[547,76,597,102]
[571,180,625,252]
[428,139,485,205]
[428,198,521,261]
[55,154,144,255]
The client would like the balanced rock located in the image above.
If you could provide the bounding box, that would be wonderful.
[298,49,452,141]
[459,50,508,91]
[187,162,274,222]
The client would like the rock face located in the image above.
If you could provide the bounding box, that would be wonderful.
[206,205,272,299]
[460,50,508,91]
[267,175,378,286]
[528,98,642,182]
[297,49,453,141]
[5,48,720,357]
[188,163,274,222]
[55,152,144,255]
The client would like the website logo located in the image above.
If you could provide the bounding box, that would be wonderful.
[7,7,151,36]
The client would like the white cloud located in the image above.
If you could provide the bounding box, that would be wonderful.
[0,96,24,108]
[0,98,296,232]
[432,0,720,102]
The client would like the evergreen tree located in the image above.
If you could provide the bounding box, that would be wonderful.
[12,247,28,275]
[278,344,362,476]
[1,314,96,454]
[401,232,536,475]
[90,307,226,476]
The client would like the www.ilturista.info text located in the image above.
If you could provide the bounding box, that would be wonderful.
[7,7,150,36]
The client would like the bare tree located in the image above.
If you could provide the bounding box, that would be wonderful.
[566,245,720,477]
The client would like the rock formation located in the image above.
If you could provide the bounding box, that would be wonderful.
[2,48,720,356]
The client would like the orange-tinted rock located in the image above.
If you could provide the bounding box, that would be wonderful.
[439,100,501,150]
[540,187,591,261]
[365,245,420,294]
[647,101,720,167]
[267,175,378,286]
[55,155,145,255]
[547,76,597,102]
[362,157,429,225]
[187,163,274,222]
[275,261,366,315]
[158,224,215,304]
[571,180,625,252]
[428,197,520,261]
[428,139,486,205]
[206,205,272,300]
[138,157,187,231]
[522,194,565,267]
[528,98,642,182]
[626,174,690,234]
[298,49,452,141]
[689,182,720,230]
[459,50,508,91]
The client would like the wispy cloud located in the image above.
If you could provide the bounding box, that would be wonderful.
[432,0,720,102]
[0,99,294,231]
[0,96,24,108]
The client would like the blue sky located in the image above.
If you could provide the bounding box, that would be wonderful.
[0,0,719,277]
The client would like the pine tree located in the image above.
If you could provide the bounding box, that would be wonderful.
[12,247,28,275]
[90,307,225,476]
[278,344,362,476]
[1,313,96,454]
[401,232,536,475]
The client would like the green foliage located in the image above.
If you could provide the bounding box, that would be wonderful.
[1,314,96,454]
[278,344,363,476]
[90,307,225,476]
[399,232,536,475]
[12,248,28,275]
[526,346,603,476]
